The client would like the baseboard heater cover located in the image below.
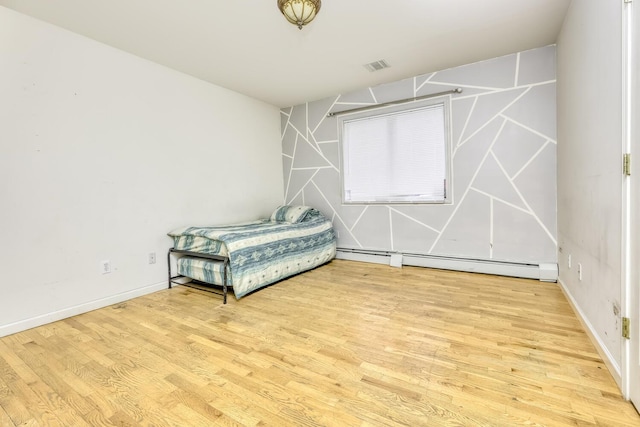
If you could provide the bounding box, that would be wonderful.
[335,248,558,282]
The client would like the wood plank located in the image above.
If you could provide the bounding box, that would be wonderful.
[0,260,638,426]
[0,403,16,427]
[0,376,35,426]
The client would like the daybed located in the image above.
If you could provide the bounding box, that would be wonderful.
[167,205,336,303]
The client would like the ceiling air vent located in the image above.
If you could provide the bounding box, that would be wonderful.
[363,59,390,72]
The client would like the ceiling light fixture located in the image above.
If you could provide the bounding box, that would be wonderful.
[278,0,321,30]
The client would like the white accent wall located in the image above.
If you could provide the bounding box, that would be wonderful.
[556,1,624,376]
[0,7,283,336]
[281,46,557,267]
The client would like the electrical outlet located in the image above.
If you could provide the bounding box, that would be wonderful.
[148,252,156,264]
[568,254,572,269]
[577,263,582,281]
[100,260,111,274]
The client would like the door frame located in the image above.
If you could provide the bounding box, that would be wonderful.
[622,0,638,407]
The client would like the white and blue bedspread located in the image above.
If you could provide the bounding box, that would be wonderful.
[168,207,336,299]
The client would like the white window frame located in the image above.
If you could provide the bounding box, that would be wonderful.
[338,96,453,205]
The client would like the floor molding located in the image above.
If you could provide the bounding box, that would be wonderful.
[0,281,168,338]
[557,278,622,388]
[336,248,557,281]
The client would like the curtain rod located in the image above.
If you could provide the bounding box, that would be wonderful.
[327,87,463,117]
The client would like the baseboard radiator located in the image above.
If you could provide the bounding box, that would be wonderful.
[335,248,558,282]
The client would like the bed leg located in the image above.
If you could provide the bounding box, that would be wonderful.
[223,259,228,304]
[167,249,172,289]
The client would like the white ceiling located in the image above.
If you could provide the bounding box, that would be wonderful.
[0,0,571,108]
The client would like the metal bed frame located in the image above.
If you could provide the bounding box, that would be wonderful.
[167,248,230,304]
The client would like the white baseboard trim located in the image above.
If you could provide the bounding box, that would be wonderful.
[557,278,622,388]
[336,248,556,281]
[0,281,168,338]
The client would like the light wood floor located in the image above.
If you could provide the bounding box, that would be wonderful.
[1,260,639,426]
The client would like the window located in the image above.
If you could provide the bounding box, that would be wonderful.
[339,97,451,204]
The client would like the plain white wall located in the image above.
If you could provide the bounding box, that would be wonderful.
[556,1,624,375]
[0,7,283,336]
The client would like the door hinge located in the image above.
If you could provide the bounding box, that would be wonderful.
[622,317,630,339]
[623,153,631,176]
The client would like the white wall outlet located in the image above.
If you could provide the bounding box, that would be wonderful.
[148,252,156,264]
[100,260,111,274]
[577,263,582,281]
[568,254,572,269]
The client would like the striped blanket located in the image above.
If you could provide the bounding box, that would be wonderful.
[168,207,336,299]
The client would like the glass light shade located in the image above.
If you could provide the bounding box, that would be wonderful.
[278,0,321,29]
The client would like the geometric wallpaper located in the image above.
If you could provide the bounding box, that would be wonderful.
[281,45,557,265]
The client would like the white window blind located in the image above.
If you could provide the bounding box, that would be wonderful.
[341,101,449,203]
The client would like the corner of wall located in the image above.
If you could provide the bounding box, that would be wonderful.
[557,278,622,388]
